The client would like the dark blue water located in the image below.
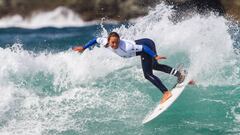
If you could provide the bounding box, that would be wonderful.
[0,24,122,52]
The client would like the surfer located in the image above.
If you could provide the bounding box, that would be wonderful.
[73,32,185,104]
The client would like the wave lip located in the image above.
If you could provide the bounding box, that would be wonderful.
[0,7,94,29]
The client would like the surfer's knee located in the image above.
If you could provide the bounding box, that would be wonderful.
[143,74,149,79]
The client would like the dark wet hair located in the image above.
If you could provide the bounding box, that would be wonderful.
[104,32,120,48]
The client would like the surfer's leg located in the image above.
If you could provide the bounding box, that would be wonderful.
[152,61,180,77]
[141,57,172,104]
[135,38,180,77]
[140,53,168,93]
[152,61,185,83]
[136,38,172,103]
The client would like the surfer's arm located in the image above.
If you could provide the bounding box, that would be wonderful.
[73,37,107,53]
[84,37,107,49]
[128,43,163,59]
[125,43,156,58]
[83,38,97,49]
[142,45,157,58]
[72,38,97,53]
[142,45,166,60]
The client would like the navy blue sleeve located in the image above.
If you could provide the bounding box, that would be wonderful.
[142,45,157,58]
[83,38,97,49]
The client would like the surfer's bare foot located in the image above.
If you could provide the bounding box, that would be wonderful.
[160,91,172,104]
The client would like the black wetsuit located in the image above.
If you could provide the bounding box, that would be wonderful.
[83,37,180,93]
[135,38,180,93]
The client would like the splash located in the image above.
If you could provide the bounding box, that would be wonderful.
[0,43,145,134]
[0,43,135,92]
[108,3,240,87]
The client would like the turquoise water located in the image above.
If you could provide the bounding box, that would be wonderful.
[0,4,240,135]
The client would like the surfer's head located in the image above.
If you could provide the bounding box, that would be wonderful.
[105,32,120,49]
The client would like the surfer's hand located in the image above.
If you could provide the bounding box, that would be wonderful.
[73,46,85,53]
[155,55,167,60]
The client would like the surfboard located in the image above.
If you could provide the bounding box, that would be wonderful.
[142,76,190,124]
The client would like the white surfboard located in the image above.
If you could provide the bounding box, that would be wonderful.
[142,77,190,124]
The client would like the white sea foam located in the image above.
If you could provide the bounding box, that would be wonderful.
[0,43,136,90]
[0,43,148,134]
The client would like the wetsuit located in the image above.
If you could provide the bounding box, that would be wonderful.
[83,37,180,93]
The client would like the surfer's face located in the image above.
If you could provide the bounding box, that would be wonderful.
[108,36,119,49]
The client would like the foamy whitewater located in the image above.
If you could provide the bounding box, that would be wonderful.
[0,3,239,135]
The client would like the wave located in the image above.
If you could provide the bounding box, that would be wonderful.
[0,43,147,134]
[109,3,240,87]
[0,43,135,91]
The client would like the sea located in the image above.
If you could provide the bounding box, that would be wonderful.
[0,3,239,135]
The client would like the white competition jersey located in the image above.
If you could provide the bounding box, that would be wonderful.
[96,37,143,58]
